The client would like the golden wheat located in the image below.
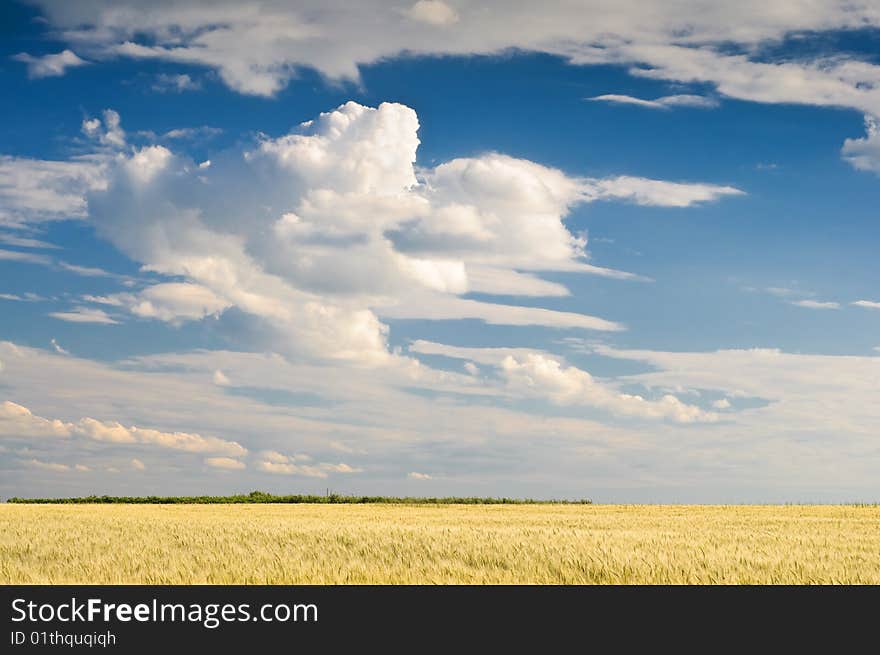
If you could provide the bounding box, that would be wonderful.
[1,504,879,584]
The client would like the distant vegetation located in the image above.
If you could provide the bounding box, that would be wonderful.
[5,491,591,505]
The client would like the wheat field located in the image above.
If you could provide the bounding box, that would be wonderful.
[2,504,879,584]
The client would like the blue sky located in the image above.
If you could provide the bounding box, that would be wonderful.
[1,1,879,502]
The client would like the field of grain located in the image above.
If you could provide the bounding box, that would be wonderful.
[2,504,879,584]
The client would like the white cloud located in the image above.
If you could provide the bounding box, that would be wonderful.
[0,232,60,249]
[262,450,293,464]
[162,126,221,141]
[842,115,880,173]
[121,282,231,323]
[0,155,107,226]
[254,450,360,476]
[594,344,880,445]
[50,338,70,355]
[0,249,53,265]
[853,300,880,310]
[82,109,126,148]
[254,101,420,194]
[152,73,201,93]
[213,369,231,386]
[0,399,246,456]
[409,341,715,423]
[255,459,327,478]
[130,458,145,470]
[589,94,719,109]
[0,401,72,438]
[378,296,624,331]
[789,299,840,310]
[321,462,362,473]
[1,102,738,367]
[581,176,743,207]
[124,145,172,185]
[27,458,72,472]
[712,398,731,409]
[0,292,46,302]
[406,1,459,26]
[27,0,880,122]
[74,102,736,364]
[408,471,432,480]
[49,308,119,324]
[13,49,87,78]
[4,339,880,500]
[80,420,247,455]
[57,262,115,277]
[205,456,245,470]
[499,353,717,423]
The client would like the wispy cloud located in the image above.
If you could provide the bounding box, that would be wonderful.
[152,73,201,93]
[13,50,87,78]
[48,308,120,324]
[588,93,719,110]
[789,299,840,310]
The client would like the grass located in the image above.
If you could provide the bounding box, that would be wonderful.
[2,504,879,584]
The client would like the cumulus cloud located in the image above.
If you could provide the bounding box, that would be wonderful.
[13,49,87,78]
[406,1,459,26]
[81,420,247,455]
[254,451,361,477]
[3,336,880,500]
[0,401,72,438]
[95,282,232,324]
[408,471,433,479]
[408,341,715,423]
[500,353,717,423]
[842,116,880,173]
[27,458,73,472]
[70,101,736,364]
[82,109,126,148]
[0,400,246,456]
[205,456,245,470]
[593,344,880,444]
[589,94,719,109]
[852,300,880,310]
[0,101,739,364]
